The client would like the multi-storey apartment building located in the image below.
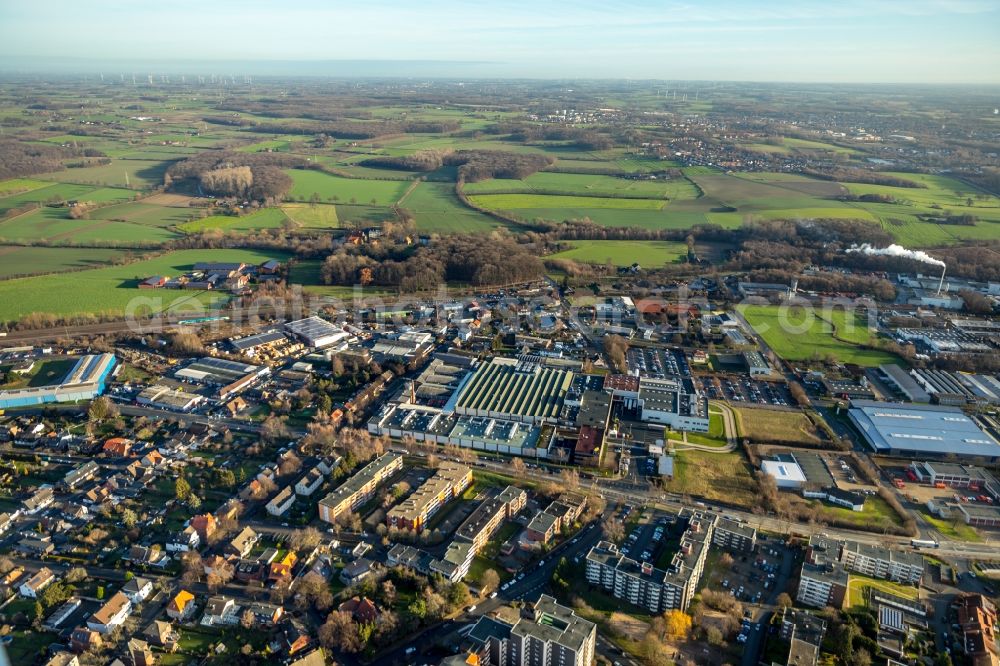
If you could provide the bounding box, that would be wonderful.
[509,595,596,666]
[318,453,403,523]
[386,462,472,532]
[585,510,716,613]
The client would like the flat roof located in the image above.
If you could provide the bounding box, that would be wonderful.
[761,460,807,483]
[230,330,287,351]
[849,400,1000,458]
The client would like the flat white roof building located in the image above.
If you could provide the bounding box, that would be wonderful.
[284,317,349,349]
[761,460,807,488]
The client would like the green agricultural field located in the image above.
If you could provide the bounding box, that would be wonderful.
[177,208,288,233]
[836,171,1000,246]
[739,304,900,367]
[0,183,111,216]
[468,193,666,211]
[464,172,699,200]
[548,240,687,266]
[0,248,288,322]
[0,178,52,197]
[89,201,194,228]
[37,159,172,189]
[399,182,504,232]
[288,259,392,299]
[280,203,340,228]
[286,169,411,205]
[0,205,175,245]
[0,247,135,279]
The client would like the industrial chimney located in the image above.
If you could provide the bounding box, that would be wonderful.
[936,265,947,296]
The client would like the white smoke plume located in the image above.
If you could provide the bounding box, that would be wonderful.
[846,243,945,268]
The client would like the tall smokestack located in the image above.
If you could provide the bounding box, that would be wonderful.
[936,265,947,296]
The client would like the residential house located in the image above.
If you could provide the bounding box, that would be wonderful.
[339,597,380,624]
[294,467,326,497]
[42,652,79,666]
[128,638,156,666]
[62,461,100,491]
[70,627,103,653]
[269,552,297,585]
[166,590,196,622]
[526,511,559,545]
[16,536,54,556]
[102,438,132,457]
[227,527,259,558]
[0,512,15,536]
[19,567,56,598]
[248,602,284,626]
[266,486,296,517]
[189,514,218,543]
[128,545,170,568]
[283,619,312,656]
[340,558,376,586]
[23,486,55,514]
[122,577,153,605]
[167,525,200,553]
[87,592,132,634]
[143,620,179,652]
[201,596,239,627]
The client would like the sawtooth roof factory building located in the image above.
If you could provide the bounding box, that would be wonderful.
[848,400,1000,462]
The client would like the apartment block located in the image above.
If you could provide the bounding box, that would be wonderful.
[585,510,716,613]
[509,595,596,666]
[712,517,757,553]
[386,462,472,532]
[318,453,403,523]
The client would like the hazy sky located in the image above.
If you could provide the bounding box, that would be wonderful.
[2,0,999,82]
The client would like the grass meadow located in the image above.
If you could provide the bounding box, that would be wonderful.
[548,240,688,266]
[0,248,287,322]
[739,304,899,366]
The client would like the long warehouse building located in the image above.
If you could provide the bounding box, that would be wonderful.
[0,354,116,409]
[848,400,1000,462]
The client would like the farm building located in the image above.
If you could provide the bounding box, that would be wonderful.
[848,400,1000,461]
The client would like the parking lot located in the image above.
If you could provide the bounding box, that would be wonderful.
[699,375,793,406]
[627,347,691,379]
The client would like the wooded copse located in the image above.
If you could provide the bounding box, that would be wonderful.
[321,233,545,291]
[165,150,302,201]
[0,139,71,180]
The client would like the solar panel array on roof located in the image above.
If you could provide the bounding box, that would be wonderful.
[453,357,572,423]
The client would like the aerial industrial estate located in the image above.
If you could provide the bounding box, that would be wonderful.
[1,5,1000,666]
